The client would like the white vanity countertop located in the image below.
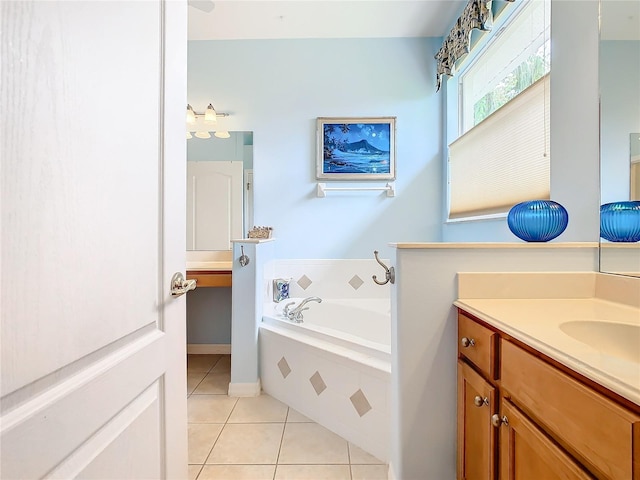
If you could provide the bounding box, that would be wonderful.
[454,297,640,406]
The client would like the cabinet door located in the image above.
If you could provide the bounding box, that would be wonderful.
[458,361,497,480]
[498,399,593,480]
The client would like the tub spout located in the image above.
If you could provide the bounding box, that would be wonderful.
[284,296,322,323]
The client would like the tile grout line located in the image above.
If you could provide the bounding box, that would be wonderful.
[272,407,290,479]
[347,441,354,480]
[188,355,230,479]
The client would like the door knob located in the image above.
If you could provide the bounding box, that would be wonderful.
[171,272,197,297]
[474,396,489,407]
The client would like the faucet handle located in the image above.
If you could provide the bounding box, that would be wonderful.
[283,301,295,316]
[293,307,309,322]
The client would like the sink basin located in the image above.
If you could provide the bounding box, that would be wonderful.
[559,321,640,363]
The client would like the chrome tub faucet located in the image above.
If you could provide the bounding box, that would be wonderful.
[283,296,322,323]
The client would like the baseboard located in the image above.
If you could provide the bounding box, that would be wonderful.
[187,344,231,355]
[388,463,396,480]
[228,379,262,397]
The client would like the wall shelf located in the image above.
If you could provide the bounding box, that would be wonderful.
[316,182,395,198]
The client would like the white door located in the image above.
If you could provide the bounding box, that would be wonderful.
[186,161,244,250]
[1,2,188,479]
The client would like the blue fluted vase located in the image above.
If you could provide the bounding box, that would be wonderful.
[507,200,569,242]
[600,201,640,242]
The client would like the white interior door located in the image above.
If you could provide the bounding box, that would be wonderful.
[187,161,244,250]
[1,1,188,479]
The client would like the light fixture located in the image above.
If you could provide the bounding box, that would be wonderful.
[186,104,196,124]
[204,104,217,124]
[186,103,230,140]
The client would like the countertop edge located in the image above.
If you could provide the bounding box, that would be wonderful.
[392,242,598,249]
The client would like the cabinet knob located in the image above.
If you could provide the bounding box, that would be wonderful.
[491,414,509,428]
[461,337,475,348]
[474,396,489,407]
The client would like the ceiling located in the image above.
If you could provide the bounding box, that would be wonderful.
[187,0,467,41]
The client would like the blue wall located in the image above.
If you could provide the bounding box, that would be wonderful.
[188,37,443,259]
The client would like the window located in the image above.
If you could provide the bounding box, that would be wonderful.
[448,0,551,220]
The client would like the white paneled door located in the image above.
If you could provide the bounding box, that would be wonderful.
[1,2,188,479]
[187,161,244,251]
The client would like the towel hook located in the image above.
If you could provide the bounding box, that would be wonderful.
[372,250,395,285]
[238,246,250,267]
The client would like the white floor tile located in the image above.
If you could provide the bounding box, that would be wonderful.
[187,354,221,373]
[351,464,389,480]
[227,395,288,423]
[274,464,351,480]
[188,464,202,480]
[188,424,223,464]
[198,464,276,480]
[187,372,207,395]
[192,372,230,395]
[188,395,237,423]
[206,423,284,465]
[286,408,313,423]
[278,423,349,464]
[211,355,231,374]
[348,442,385,464]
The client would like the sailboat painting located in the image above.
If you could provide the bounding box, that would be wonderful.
[316,117,396,180]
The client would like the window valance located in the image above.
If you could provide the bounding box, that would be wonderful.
[435,0,514,91]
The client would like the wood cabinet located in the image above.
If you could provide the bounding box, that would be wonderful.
[456,310,640,480]
[498,398,591,480]
[457,360,496,480]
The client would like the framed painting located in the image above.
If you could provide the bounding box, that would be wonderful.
[316,117,396,180]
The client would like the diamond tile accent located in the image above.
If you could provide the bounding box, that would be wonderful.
[309,371,327,396]
[350,389,372,417]
[277,357,291,379]
[297,274,313,290]
[348,274,365,290]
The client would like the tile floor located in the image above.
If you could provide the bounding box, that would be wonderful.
[187,354,388,480]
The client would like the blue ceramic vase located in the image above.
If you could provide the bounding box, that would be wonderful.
[600,201,640,242]
[507,200,569,242]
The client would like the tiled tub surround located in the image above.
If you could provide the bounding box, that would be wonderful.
[455,271,640,405]
[260,259,391,464]
[265,259,392,301]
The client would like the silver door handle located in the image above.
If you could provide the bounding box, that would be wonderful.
[171,272,197,297]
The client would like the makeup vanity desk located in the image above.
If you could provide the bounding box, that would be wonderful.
[186,261,232,287]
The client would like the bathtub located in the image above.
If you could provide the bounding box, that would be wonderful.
[259,297,391,462]
[264,298,390,363]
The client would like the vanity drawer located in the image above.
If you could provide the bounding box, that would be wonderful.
[500,339,640,480]
[458,313,497,379]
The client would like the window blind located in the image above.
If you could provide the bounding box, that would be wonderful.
[448,74,550,219]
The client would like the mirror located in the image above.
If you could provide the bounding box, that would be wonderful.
[186,131,253,251]
[631,133,640,200]
[599,1,640,276]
